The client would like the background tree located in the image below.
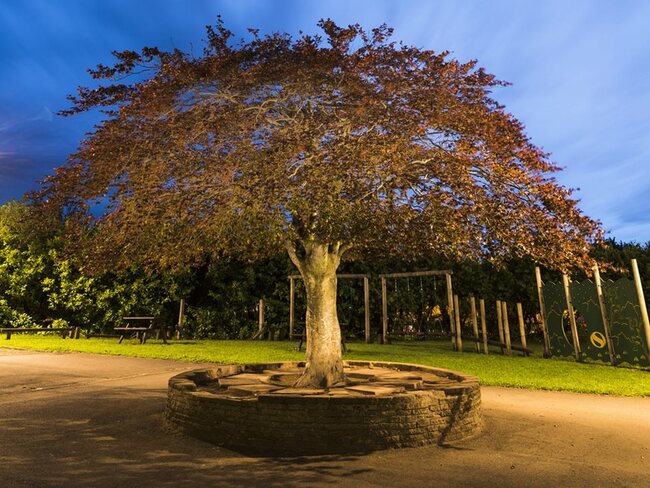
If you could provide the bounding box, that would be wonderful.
[34,20,602,387]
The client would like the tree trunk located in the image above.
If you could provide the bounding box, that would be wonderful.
[290,241,344,388]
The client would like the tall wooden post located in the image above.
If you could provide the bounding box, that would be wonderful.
[480,298,488,354]
[501,301,512,355]
[593,264,615,364]
[631,259,650,359]
[176,299,186,340]
[381,277,388,344]
[363,276,370,344]
[562,273,582,361]
[534,267,551,357]
[496,300,505,354]
[446,273,456,350]
[258,298,264,335]
[516,302,528,356]
[470,296,480,353]
[289,277,295,340]
[453,294,463,352]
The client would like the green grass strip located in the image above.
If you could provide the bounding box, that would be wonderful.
[3,335,649,397]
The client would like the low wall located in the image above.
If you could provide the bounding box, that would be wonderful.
[165,360,482,455]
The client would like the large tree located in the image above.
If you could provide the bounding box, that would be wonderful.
[35,20,601,387]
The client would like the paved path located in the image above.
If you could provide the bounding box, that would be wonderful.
[0,348,648,487]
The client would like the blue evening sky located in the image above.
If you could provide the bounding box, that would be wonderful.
[1,0,649,242]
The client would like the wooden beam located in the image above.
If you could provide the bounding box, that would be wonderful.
[288,274,369,280]
[480,298,488,354]
[534,267,551,357]
[258,298,264,335]
[470,296,480,353]
[593,264,616,365]
[562,273,582,361]
[379,270,452,279]
[631,259,650,360]
[516,302,528,356]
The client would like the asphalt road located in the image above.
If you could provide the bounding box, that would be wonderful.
[0,348,648,487]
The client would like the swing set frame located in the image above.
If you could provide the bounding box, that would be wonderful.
[378,270,455,346]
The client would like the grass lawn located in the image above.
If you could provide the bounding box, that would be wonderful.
[3,334,649,397]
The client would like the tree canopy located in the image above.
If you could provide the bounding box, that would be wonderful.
[35,19,601,273]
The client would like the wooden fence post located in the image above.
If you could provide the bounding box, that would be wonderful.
[593,264,616,364]
[289,277,295,340]
[446,273,456,350]
[631,259,650,360]
[534,267,551,357]
[480,298,488,354]
[364,276,370,344]
[470,296,480,353]
[501,301,512,355]
[496,300,504,353]
[381,277,388,344]
[258,298,264,336]
[516,302,528,356]
[453,294,463,352]
[562,273,582,361]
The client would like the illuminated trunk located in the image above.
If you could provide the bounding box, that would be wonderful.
[292,242,344,388]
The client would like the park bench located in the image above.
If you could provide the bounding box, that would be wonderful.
[114,316,169,345]
[1,327,79,340]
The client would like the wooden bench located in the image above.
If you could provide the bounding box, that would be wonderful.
[114,317,168,344]
[1,327,79,340]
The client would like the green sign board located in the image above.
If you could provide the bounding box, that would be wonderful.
[602,278,650,367]
[542,277,650,366]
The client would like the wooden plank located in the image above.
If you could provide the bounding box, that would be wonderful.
[381,277,388,344]
[631,259,650,360]
[562,273,582,361]
[516,302,528,356]
[501,301,512,356]
[446,273,456,351]
[453,294,463,352]
[379,270,452,279]
[480,298,488,354]
[470,297,480,353]
[535,266,552,357]
[593,264,616,364]
[363,276,370,344]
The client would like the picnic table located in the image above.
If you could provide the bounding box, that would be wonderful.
[114,317,168,344]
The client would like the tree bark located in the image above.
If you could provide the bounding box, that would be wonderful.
[287,240,345,388]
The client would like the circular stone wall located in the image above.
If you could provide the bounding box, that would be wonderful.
[165,360,482,455]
